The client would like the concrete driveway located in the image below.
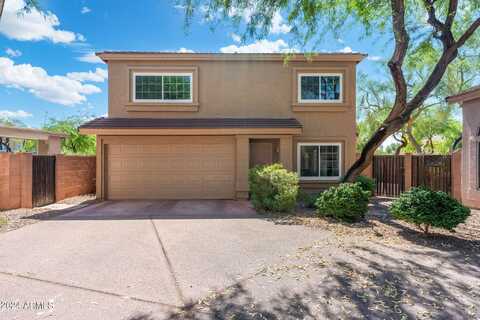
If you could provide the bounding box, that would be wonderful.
[0,200,329,319]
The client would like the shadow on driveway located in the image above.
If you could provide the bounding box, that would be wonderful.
[26,200,260,220]
[125,240,480,320]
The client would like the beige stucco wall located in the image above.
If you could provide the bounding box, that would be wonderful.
[462,98,480,208]
[105,58,357,191]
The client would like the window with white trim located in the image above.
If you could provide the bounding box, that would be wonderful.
[298,143,341,179]
[298,73,342,103]
[133,73,192,102]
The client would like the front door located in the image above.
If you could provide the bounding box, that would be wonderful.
[249,139,279,168]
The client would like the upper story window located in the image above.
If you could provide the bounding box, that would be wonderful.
[133,72,193,103]
[298,73,342,103]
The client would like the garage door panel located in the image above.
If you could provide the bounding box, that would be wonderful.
[106,136,235,199]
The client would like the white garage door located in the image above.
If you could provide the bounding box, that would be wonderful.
[106,136,235,199]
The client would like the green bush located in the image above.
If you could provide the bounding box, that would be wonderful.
[315,183,370,222]
[249,163,299,213]
[390,187,470,233]
[355,175,376,196]
[297,190,320,209]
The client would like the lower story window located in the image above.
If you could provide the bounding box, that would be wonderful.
[298,143,341,180]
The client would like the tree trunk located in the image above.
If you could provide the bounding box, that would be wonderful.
[344,0,409,182]
[395,135,408,156]
[406,124,422,154]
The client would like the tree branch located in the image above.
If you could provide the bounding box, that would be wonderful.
[407,16,480,111]
[386,0,409,120]
[445,0,458,29]
[454,17,480,49]
[422,0,456,46]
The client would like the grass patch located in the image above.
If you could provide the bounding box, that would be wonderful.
[0,215,7,226]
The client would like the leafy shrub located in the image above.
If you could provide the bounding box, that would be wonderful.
[297,190,320,209]
[355,175,376,196]
[249,163,299,213]
[390,187,470,233]
[315,183,370,222]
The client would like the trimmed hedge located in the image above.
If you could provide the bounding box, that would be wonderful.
[315,183,370,222]
[355,175,376,196]
[390,187,470,233]
[249,164,299,213]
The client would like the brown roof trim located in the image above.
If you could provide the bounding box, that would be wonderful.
[446,85,480,104]
[79,117,303,129]
[96,52,367,63]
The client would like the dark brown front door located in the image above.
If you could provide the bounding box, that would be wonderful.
[249,139,279,168]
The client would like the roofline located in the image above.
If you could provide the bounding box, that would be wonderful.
[0,125,67,140]
[96,52,368,63]
[446,85,480,104]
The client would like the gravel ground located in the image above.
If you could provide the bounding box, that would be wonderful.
[0,194,97,233]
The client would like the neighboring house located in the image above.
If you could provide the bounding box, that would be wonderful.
[447,86,480,208]
[0,126,66,154]
[80,52,366,200]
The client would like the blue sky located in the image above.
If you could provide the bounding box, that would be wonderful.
[0,0,391,128]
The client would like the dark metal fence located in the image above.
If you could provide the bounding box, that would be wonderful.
[372,155,405,197]
[32,155,56,207]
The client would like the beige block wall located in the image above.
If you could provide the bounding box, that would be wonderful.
[451,150,462,202]
[461,99,480,208]
[55,155,96,201]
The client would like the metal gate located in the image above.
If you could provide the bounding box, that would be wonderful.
[412,155,452,194]
[373,155,405,197]
[32,155,56,207]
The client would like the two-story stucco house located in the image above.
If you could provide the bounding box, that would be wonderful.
[79,52,366,200]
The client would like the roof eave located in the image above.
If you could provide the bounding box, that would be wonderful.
[79,127,302,136]
[446,86,480,104]
[96,52,368,63]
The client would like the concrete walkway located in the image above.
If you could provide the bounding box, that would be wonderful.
[0,200,330,319]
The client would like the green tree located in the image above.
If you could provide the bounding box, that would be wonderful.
[43,116,96,155]
[357,36,476,156]
[178,0,480,180]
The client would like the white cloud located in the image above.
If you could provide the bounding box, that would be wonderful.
[0,109,32,118]
[337,38,345,44]
[76,52,104,64]
[66,68,108,83]
[81,6,91,14]
[220,39,294,53]
[0,0,81,43]
[177,47,195,53]
[228,8,290,35]
[231,33,241,43]
[5,48,22,57]
[339,46,353,53]
[270,12,291,34]
[0,57,101,106]
[367,55,383,61]
[76,33,86,42]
